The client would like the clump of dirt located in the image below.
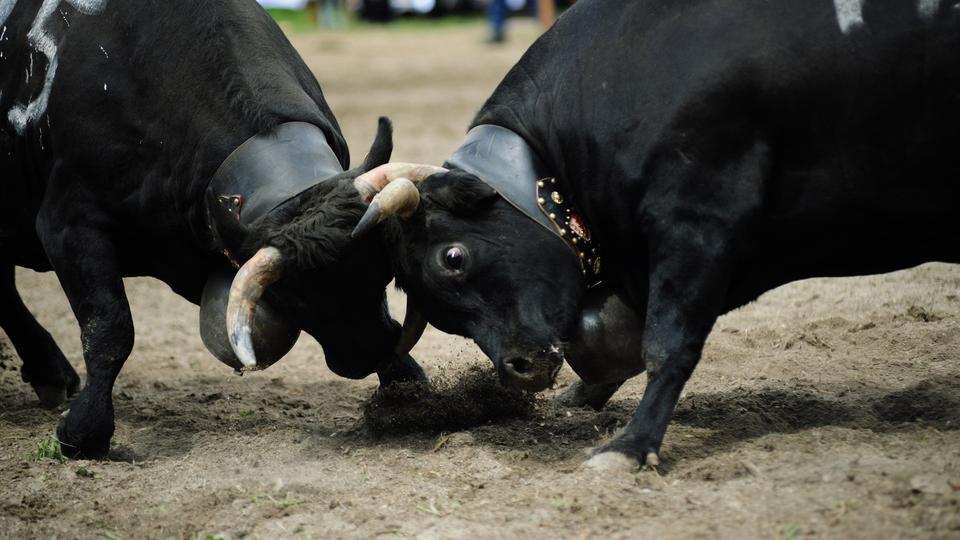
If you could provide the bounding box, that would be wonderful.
[907,305,942,322]
[872,377,960,426]
[362,366,536,437]
[0,340,12,371]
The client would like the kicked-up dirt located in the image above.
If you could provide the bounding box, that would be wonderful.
[1,19,959,540]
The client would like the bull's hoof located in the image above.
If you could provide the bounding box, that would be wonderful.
[554,380,621,411]
[32,384,70,409]
[377,354,428,387]
[23,352,80,409]
[56,409,111,460]
[582,451,640,473]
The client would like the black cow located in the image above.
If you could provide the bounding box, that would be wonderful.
[349,0,960,469]
[0,0,424,459]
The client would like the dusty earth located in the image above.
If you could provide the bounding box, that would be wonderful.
[2,18,960,540]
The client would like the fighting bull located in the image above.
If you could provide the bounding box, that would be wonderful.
[350,0,960,468]
[0,0,425,458]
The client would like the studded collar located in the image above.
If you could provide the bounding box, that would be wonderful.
[444,125,601,286]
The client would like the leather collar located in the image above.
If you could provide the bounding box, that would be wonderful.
[445,125,601,286]
[206,121,344,264]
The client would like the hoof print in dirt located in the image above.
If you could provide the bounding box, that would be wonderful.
[362,366,535,437]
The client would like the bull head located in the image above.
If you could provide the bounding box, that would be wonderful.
[348,162,583,392]
[220,122,431,372]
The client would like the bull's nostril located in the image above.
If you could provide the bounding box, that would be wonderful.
[505,357,533,374]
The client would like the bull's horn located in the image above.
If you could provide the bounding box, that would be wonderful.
[226,246,284,368]
[394,297,427,357]
[353,162,447,202]
[351,177,421,238]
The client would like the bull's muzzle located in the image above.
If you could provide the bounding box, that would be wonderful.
[498,349,563,392]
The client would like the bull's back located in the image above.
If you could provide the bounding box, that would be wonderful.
[477,0,960,301]
[0,0,342,274]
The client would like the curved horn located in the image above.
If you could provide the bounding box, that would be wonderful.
[226,247,284,368]
[353,162,447,202]
[351,177,421,238]
[394,297,427,357]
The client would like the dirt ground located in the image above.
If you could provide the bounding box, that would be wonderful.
[2,19,960,540]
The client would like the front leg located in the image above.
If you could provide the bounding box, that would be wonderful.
[38,215,134,459]
[586,223,733,469]
[376,353,427,387]
[555,379,624,411]
[583,139,766,470]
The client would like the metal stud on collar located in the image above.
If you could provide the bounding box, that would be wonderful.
[536,178,602,287]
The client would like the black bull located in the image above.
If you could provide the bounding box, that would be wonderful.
[0,0,425,459]
[351,0,960,468]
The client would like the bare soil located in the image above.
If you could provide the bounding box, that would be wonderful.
[2,20,959,540]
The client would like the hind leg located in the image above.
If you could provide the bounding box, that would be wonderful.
[0,264,80,408]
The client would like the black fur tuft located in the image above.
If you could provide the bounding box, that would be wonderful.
[245,178,367,271]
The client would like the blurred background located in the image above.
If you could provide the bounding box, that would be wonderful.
[258,0,572,41]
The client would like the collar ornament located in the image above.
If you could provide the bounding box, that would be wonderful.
[536,177,601,286]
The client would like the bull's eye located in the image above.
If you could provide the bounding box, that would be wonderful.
[444,246,464,270]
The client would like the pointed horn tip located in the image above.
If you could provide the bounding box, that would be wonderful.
[229,331,258,368]
[224,246,284,370]
[351,200,383,239]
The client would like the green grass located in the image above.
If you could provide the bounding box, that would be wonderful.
[30,434,66,463]
[266,8,318,32]
[75,466,99,479]
[266,7,485,34]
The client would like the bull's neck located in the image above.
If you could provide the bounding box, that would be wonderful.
[445,125,602,286]
[204,122,344,264]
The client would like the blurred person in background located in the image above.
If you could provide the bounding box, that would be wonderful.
[487,0,557,44]
[486,0,510,43]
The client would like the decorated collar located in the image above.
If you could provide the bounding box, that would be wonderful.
[444,125,601,286]
[206,121,344,265]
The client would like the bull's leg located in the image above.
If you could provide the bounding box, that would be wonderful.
[582,138,765,470]
[0,263,80,408]
[555,379,624,411]
[376,353,427,386]
[37,218,134,459]
[586,222,732,470]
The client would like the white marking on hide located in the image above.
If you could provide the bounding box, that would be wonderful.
[59,7,69,26]
[0,25,6,42]
[8,0,109,134]
[0,1,17,30]
[102,82,106,91]
[98,44,107,58]
[917,0,940,19]
[28,51,32,76]
[833,0,865,33]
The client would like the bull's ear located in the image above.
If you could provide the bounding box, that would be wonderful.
[421,170,499,215]
[360,117,394,172]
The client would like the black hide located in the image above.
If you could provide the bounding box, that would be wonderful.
[389,0,960,465]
